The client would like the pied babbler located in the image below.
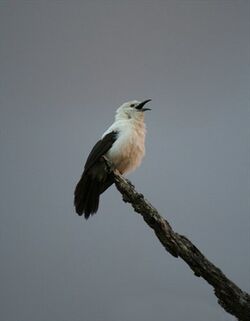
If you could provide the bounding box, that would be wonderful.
[74,99,151,219]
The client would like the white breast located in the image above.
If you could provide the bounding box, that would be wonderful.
[105,120,146,175]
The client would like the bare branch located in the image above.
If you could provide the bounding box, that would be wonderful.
[109,167,250,321]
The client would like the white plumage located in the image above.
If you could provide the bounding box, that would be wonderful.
[74,99,151,218]
[103,100,147,174]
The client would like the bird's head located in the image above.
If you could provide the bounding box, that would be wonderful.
[115,99,151,121]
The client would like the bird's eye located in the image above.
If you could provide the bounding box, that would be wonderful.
[130,104,135,107]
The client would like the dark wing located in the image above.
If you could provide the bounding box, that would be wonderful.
[74,131,118,217]
[84,131,118,172]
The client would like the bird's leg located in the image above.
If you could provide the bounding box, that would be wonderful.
[102,156,122,176]
[113,168,122,176]
[102,156,115,172]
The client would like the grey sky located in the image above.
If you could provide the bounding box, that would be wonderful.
[0,1,249,321]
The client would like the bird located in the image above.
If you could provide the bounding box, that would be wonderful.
[74,99,151,219]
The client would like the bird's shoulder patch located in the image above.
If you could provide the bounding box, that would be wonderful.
[84,131,118,172]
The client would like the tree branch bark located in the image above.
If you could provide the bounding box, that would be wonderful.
[110,169,250,321]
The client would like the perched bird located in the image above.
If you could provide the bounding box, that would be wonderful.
[74,99,151,219]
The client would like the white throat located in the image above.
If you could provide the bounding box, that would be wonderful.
[103,115,146,175]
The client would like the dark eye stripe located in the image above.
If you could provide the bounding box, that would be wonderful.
[130,104,135,107]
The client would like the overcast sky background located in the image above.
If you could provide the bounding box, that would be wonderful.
[0,1,249,321]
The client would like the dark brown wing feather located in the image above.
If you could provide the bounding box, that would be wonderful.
[74,131,118,218]
[84,131,118,172]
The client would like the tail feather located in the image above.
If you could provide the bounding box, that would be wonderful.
[74,174,98,219]
[74,174,89,216]
[74,163,114,219]
[84,178,100,218]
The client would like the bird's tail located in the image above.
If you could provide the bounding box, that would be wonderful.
[74,163,113,219]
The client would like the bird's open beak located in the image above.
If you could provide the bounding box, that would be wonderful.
[135,99,151,112]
